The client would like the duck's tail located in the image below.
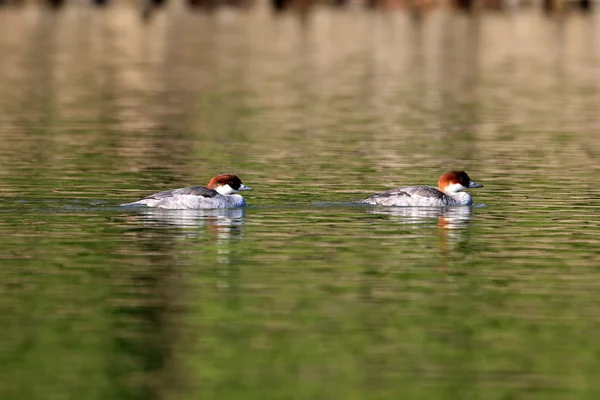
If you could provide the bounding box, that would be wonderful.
[120,201,146,207]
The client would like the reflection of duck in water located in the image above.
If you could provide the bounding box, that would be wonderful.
[366,206,473,230]
[361,171,483,207]
[366,206,475,253]
[133,208,246,241]
[122,174,253,210]
[136,208,245,227]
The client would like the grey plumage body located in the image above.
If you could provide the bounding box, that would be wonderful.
[138,186,219,201]
[121,185,246,209]
[361,185,472,207]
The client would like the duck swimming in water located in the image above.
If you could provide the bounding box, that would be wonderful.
[360,171,483,207]
[121,173,253,210]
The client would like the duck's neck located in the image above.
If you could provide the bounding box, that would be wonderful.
[448,192,472,205]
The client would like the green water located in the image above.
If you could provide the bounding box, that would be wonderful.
[1,4,600,400]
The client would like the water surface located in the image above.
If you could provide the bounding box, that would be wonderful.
[1,4,600,399]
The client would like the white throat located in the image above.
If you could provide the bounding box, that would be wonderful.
[443,183,467,195]
[216,184,236,195]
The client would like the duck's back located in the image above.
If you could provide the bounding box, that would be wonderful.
[361,185,454,207]
[123,186,245,209]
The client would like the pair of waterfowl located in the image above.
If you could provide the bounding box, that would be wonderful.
[122,171,483,209]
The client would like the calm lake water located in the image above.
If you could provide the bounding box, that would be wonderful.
[1,3,600,399]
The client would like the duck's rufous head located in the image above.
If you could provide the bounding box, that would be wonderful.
[438,171,483,195]
[207,174,253,195]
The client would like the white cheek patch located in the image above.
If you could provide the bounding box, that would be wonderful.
[216,184,236,195]
[444,183,467,194]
